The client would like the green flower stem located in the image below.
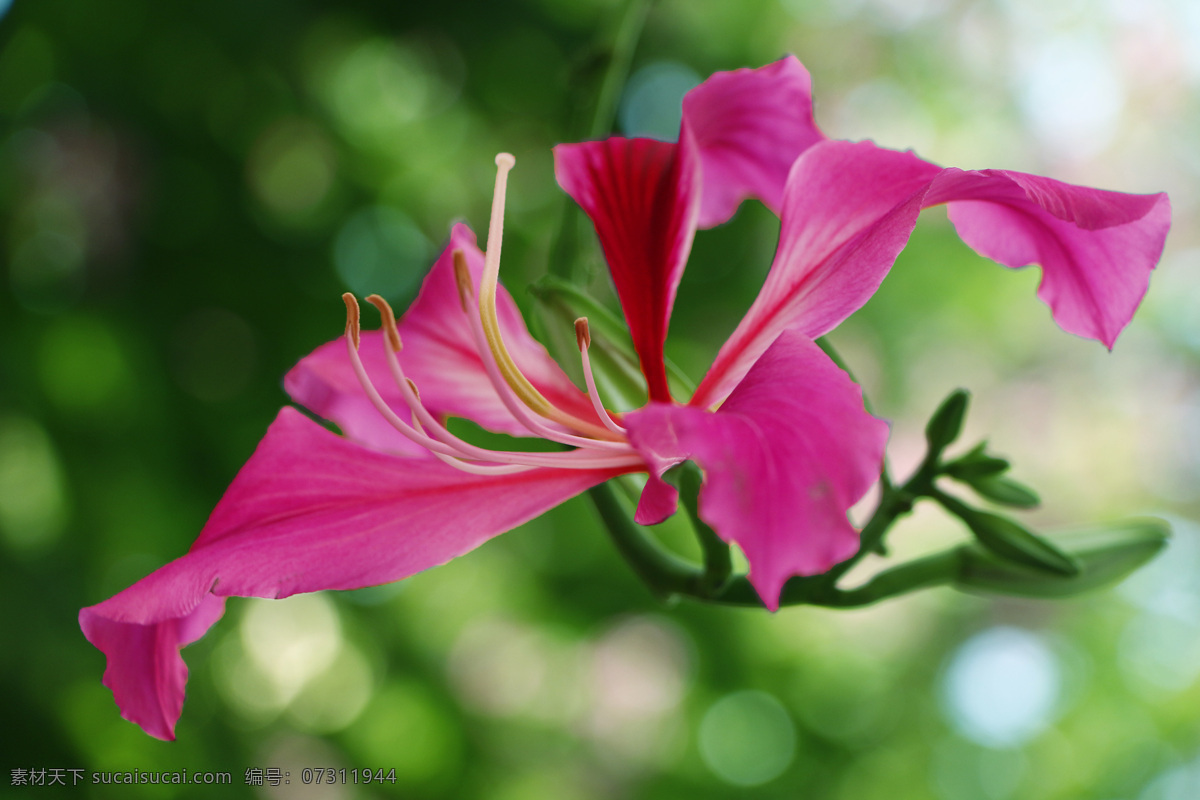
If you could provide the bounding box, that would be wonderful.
[819,451,939,586]
[709,548,961,608]
[588,445,957,608]
[669,462,733,593]
[587,481,707,600]
[817,549,961,606]
[927,486,975,521]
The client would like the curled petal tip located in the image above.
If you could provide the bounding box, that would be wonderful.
[342,292,361,349]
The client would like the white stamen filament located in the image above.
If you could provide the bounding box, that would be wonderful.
[364,292,627,460]
[343,294,641,472]
[373,302,629,464]
[408,410,536,476]
[473,154,614,439]
[451,270,626,448]
[576,317,628,437]
[337,153,641,476]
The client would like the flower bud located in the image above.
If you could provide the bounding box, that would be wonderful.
[956,518,1169,598]
[959,508,1079,576]
[925,389,969,455]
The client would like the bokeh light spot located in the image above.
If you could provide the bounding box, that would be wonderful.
[247,118,337,222]
[698,690,796,786]
[941,627,1061,748]
[10,229,85,312]
[1119,614,1200,693]
[240,593,343,707]
[585,616,691,767]
[619,61,702,141]
[1018,35,1124,159]
[1139,757,1200,800]
[259,736,352,800]
[831,78,937,155]
[170,307,258,403]
[1118,519,1200,692]
[323,38,434,145]
[932,737,1029,800]
[590,616,689,721]
[287,644,373,734]
[448,618,550,717]
[332,206,430,300]
[0,415,68,553]
[0,26,55,112]
[37,316,132,414]
[344,680,464,785]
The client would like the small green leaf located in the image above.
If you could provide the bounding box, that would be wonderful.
[943,443,1010,479]
[960,509,1080,576]
[946,457,1010,479]
[965,475,1040,508]
[925,389,970,454]
[956,518,1170,598]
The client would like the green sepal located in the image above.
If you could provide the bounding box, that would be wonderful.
[663,460,732,593]
[963,475,1040,508]
[925,389,970,455]
[955,518,1169,597]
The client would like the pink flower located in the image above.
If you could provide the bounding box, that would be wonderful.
[80,56,1170,740]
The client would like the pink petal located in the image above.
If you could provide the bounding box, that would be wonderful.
[926,170,1171,348]
[693,141,1171,408]
[682,55,825,227]
[625,331,888,610]
[79,594,225,742]
[80,407,623,740]
[693,141,940,408]
[633,472,680,526]
[554,59,824,401]
[554,138,701,402]
[284,224,596,447]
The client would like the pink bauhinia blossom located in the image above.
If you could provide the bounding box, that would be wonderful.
[80,56,1170,740]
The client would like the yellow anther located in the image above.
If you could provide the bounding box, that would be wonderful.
[342,293,361,349]
[575,317,591,350]
[366,294,402,352]
[452,249,472,313]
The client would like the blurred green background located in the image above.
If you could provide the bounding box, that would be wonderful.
[2,0,1199,797]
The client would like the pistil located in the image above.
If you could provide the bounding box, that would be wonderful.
[336,150,645,476]
[473,154,614,439]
